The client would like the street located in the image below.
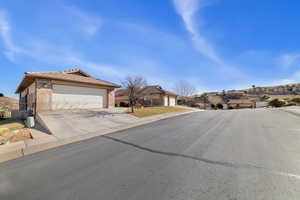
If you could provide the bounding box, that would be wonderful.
[1,109,300,199]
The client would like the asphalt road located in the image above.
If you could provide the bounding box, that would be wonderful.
[1,109,300,199]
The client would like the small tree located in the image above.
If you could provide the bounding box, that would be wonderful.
[0,93,4,97]
[122,76,147,113]
[174,80,196,97]
[201,93,209,103]
[222,90,226,96]
[200,93,209,109]
[268,99,285,107]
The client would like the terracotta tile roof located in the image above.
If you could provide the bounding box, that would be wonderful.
[16,69,120,93]
[139,85,177,96]
[116,85,177,97]
[115,89,130,97]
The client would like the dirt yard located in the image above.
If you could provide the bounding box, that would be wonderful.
[0,120,32,144]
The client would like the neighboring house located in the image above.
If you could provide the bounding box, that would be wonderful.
[16,69,120,113]
[208,95,225,108]
[0,96,19,119]
[115,88,130,106]
[227,99,255,109]
[115,85,177,107]
[0,96,19,111]
[139,85,177,106]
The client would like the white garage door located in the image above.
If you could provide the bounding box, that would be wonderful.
[164,96,169,106]
[52,85,107,110]
[169,97,176,106]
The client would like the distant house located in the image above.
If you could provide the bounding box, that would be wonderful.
[115,85,177,107]
[0,96,19,111]
[16,69,120,113]
[208,95,225,105]
[115,88,130,106]
[227,99,255,109]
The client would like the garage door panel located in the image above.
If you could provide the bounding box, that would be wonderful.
[164,96,168,106]
[52,85,107,110]
[169,97,176,106]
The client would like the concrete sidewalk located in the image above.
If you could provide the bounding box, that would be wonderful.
[0,109,200,163]
[279,106,300,117]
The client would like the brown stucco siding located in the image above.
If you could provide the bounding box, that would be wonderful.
[108,89,115,108]
[36,79,53,112]
[19,82,36,112]
[142,94,164,106]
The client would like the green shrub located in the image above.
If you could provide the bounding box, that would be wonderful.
[286,103,296,107]
[216,103,223,109]
[268,99,285,107]
[291,97,300,104]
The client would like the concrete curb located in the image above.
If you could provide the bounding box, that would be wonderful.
[0,110,199,163]
[0,141,25,163]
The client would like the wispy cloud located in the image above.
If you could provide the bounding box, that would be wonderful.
[172,0,244,77]
[172,0,219,62]
[272,71,300,85]
[63,5,102,36]
[21,40,123,78]
[0,10,24,61]
[0,10,120,79]
[277,52,300,69]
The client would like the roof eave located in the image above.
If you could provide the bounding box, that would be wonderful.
[15,75,35,94]
[25,74,121,88]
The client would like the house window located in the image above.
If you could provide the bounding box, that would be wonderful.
[144,96,151,101]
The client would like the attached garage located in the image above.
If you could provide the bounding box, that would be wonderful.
[16,69,120,113]
[163,95,177,106]
[52,85,107,110]
[169,96,176,106]
[164,96,169,106]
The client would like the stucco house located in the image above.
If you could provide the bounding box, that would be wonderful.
[16,69,120,113]
[115,85,177,107]
[227,99,255,109]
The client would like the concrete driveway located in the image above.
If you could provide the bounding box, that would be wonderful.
[38,108,140,139]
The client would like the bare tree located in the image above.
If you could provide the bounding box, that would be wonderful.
[174,80,196,97]
[122,76,147,113]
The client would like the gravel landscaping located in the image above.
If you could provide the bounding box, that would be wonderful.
[0,120,32,144]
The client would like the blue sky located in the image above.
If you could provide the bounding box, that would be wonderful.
[1,0,300,97]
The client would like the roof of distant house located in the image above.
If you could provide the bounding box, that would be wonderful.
[228,99,254,104]
[208,95,225,105]
[138,85,177,96]
[16,69,121,93]
[116,85,177,97]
